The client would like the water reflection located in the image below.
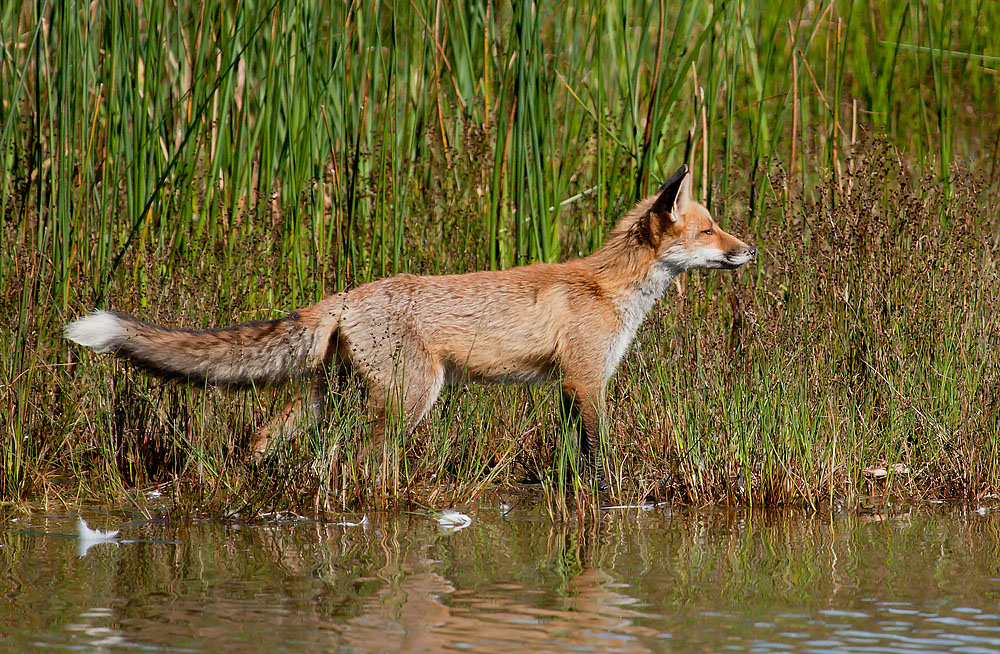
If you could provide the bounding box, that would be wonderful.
[65,606,133,652]
[335,525,658,653]
[2,505,999,653]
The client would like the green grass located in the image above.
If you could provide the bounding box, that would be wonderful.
[2,0,998,514]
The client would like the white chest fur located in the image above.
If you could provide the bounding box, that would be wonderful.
[603,264,678,380]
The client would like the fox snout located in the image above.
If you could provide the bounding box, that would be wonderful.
[722,244,757,269]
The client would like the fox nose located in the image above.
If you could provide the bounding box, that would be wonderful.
[747,247,757,259]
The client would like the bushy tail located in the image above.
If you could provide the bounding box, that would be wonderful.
[64,296,344,387]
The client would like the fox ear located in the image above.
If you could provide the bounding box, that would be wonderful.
[651,164,691,221]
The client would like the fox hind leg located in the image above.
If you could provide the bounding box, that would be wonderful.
[359,350,445,468]
[251,367,334,461]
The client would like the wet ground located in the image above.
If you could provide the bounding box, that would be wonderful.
[3,501,999,653]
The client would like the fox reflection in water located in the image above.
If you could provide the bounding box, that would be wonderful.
[203,515,657,652]
[330,523,656,652]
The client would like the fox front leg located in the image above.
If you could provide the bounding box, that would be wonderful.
[560,384,609,492]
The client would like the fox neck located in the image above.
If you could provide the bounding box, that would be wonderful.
[603,261,680,380]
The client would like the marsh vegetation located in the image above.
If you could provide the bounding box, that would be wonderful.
[2,0,998,514]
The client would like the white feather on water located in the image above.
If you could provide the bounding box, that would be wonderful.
[76,518,120,557]
[334,515,368,527]
[437,510,472,533]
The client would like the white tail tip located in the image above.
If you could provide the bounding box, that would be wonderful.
[65,310,124,354]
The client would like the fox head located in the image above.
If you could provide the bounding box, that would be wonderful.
[637,164,756,271]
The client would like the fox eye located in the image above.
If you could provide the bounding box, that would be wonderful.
[702,228,715,235]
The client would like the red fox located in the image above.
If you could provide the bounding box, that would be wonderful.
[66,164,755,481]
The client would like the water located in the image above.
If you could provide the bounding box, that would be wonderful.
[3,503,999,653]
